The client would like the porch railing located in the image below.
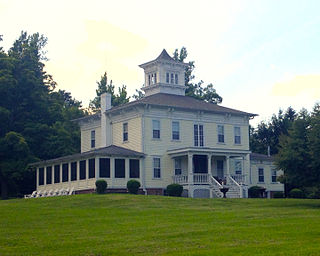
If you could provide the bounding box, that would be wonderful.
[231,174,246,184]
[193,173,210,184]
[173,175,188,185]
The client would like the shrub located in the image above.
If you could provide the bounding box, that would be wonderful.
[288,188,304,198]
[127,180,141,194]
[303,186,320,199]
[273,191,284,198]
[248,186,265,198]
[166,184,183,197]
[95,179,107,194]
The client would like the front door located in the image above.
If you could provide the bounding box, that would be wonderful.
[193,155,207,173]
[217,160,224,178]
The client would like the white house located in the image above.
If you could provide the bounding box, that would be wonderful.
[31,49,284,198]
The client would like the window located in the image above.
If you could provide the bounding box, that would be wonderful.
[123,123,128,142]
[194,124,204,147]
[154,73,157,83]
[99,158,110,178]
[166,73,169,83]
[46,166,52,184]
[39,167,44,186]
[148,74,151,85]
[71,162,77,181]
[89,158,95,179]
[218,125,224,143]
[130,159,140,178]
[174,159,182,175]
[152,120,160,139]
[175,74,178,84]
[271,170,277,183]
[91,130,95,148]
[172,121,180,140]
[115,159,125,178]
[54,165,60,183]
[153,158,161,178]
[170,73,174,84]
[258,168,264,182]
[80,160,86,180]
[62,163,68,182]
[235,160,242,175]
[234,126,241,144]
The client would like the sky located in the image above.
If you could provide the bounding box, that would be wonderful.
[1,0,319,126]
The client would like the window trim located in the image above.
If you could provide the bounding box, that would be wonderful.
[194,124,204,147]
[258,168,264,183]
[234,126,241,145]
[172,121,180,141]
[152,119,160,139]
[91,130,95,148]
[123,122,128,142]
[153,157,161,179]
[217,125,225,143]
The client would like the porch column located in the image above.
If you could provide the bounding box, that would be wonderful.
[36,168,39,190]
[245,153,250,184]
[68,162,71,185]
[60,163,63,184]
[51,165,54,184]
[44,166,47,186]
[110,157,115,188]
[95,157,100,179]
[226,156,230,176]
[207,154,212,176]
[188,153,193,184]
[125,158,130,182]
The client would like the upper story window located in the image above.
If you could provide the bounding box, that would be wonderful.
[152,120,160,139]
[235,160,242,175]
[123,123,128,142]
[175,74,178,84]
[148,73,157,85]
[91,130,95,148]
[172,121,180,140]
[258,168,264,183]
[234,126,241,144]
[217,125,224,143]
[194,124,204,147]
[166,73,169,83]
[271,169,277,182]
[174,159,182,175]
[170,73,174,84]
[153,157,161,178]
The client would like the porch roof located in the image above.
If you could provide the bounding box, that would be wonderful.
[167,147,251,157]
[30,145,145,167]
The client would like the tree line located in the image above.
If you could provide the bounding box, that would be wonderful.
[250,105,320,198]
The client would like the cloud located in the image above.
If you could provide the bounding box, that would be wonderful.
[272,74,320,98]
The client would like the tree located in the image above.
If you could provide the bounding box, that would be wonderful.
[173,47,222,104]
[89,72,130,112]
[0,132,32,199]
[250,107,297,155]
[0,32,85,198]
[276,109,312,189]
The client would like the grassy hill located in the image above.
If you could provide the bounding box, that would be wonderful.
[0,194,320,255]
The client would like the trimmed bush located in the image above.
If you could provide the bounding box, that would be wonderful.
[248,186,266,198]
[166,183,183,197]
[127,180,141,194]
[289,188,305,198]
[273,191,284,198]
[95,179,107,194]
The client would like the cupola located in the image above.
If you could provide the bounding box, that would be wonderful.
[139,49,188,96]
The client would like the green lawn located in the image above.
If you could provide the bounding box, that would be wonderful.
[0,194,320,256]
